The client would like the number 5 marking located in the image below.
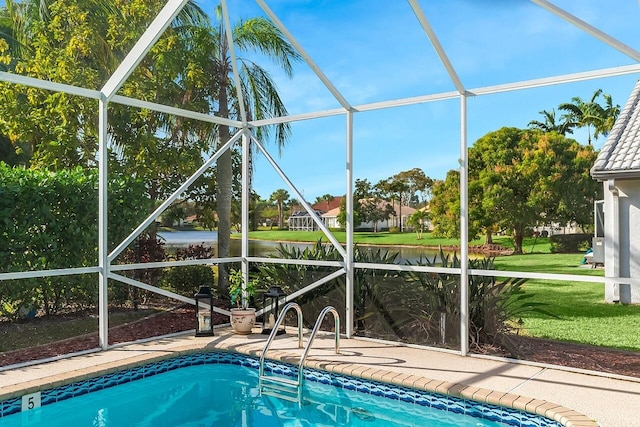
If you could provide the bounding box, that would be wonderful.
[21,392,41,411]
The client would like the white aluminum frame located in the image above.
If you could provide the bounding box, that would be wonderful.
[0,0,638,357]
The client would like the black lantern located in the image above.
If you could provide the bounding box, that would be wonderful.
[194,286,214,337]
[261,286,287,335]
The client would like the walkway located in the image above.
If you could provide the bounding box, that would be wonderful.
[1,329,638,427]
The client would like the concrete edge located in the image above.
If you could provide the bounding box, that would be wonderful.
[0,338,599,426]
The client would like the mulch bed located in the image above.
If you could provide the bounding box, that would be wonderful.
[0,305,228,368]
[510,336,640,378]
[2,308,639,379]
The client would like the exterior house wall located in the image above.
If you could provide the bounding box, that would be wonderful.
[320,205,416,231]
[323,216,340,229]
[603,179,640,304]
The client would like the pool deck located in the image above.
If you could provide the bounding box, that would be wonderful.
[1,329,638,427]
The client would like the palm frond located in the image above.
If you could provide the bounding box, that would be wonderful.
[233,17,301,77]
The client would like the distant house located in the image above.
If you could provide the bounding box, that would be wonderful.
[321,200,416,231]
[287,210,324,231]
[385,202,417,231]
[287,195,418,231]
[311,196,342,212]
[322,206,342,229]
[591,79,640,304]
[286,196,343,231]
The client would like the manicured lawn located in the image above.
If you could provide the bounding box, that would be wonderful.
[492,253,597,274]
[233,230,638,351]
[494,254,640,351]
[241,229,467,246]
[240,229,551,252]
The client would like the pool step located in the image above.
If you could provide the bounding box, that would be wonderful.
[259,303,340,406]
[260,375,299,388]
[259,377,300,403]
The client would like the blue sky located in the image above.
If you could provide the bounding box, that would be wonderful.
[200,0,640,203]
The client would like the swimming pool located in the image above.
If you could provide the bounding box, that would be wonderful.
[0,352,562,426]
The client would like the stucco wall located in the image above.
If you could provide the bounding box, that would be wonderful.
[603,179,640,304]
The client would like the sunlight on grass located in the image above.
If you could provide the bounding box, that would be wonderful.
[238,230,640,351]
[493,258,640,351]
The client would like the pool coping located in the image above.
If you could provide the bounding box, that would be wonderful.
[0,331,600,427]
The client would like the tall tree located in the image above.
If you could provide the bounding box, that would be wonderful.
[379,168,431,231]
[377,177,408,231]
[0,0,212,173]
[407,209,429,240]
[0,0,119,168]
[468,127,599,253]
[394,168,433,207]
[592,92,620,140]
[207,6,300,293]
[337,178,392,232]
[357,179,393,233]
[269,188,290,229]
[429,170,461,239]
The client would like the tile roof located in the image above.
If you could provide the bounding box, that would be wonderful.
[591,79,640,180]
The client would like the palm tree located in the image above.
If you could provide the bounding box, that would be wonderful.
[528,109,573,136]
[593,92,620,140]
[207,6,300,293]
[270,189,290,230]
[559,89,619,145]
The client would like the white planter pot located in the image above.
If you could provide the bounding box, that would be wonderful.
[230,308,256,335]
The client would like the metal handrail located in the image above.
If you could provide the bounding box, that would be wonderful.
[297,306,340,385]
[259,302,304,380]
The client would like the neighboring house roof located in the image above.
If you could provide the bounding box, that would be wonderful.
[591,80,640,180]
[311,196,342,212]
[321,206,341,218]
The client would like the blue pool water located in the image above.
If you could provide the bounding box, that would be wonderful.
[0,353,561,427]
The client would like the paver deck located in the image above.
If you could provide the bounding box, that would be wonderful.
[1,329,638,427]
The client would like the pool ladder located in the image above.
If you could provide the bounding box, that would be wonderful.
[258,302,340,404]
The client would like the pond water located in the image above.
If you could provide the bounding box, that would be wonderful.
[157,231,451,264]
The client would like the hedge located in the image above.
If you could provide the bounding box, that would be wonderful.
[0,164,150,317]
[549,233,592,253]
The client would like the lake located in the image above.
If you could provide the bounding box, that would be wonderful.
[157,231,449,264]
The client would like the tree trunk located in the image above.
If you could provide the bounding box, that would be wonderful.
[216,85,232,296]
[512,224,524,254]
[398,197,403,232]
[485,229,494,245]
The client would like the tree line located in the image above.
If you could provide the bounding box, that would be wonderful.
[0,0,301,292]
[260,89,616,255]
[430,90,617,253]
[260,167,433,232]
[0,0,619,283]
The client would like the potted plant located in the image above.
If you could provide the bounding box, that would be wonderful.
[228,268,258,335]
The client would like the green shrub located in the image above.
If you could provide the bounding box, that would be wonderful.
[255,241,549,353]
[161,244,216,296]
[0,165,149,316]
[163,265,215,296]
[549,233,592,253]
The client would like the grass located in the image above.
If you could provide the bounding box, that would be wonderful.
[239,231,639,351]
[239,228,552,252]
[494,255,640,351]
[6,230,631,353]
